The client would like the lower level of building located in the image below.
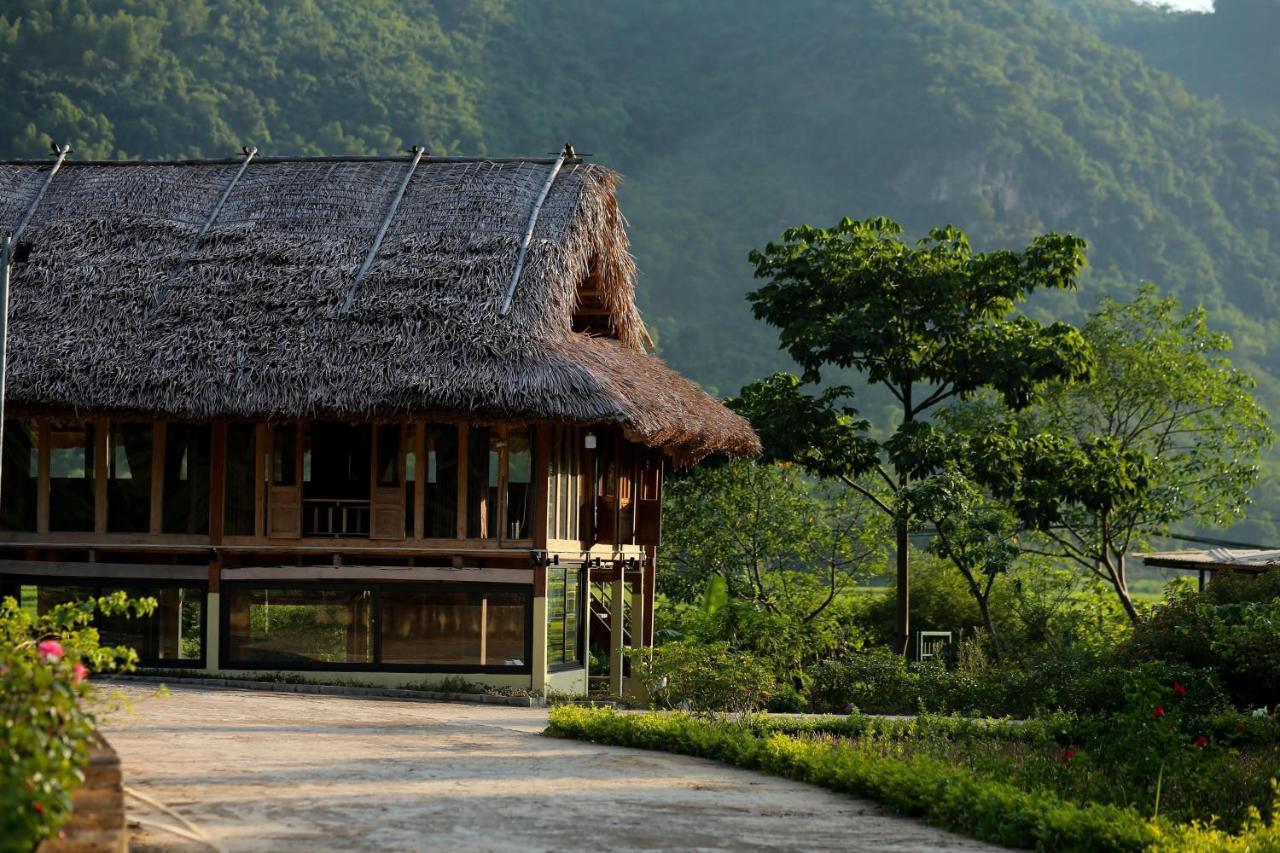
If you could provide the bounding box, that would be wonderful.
[0,552,652,699]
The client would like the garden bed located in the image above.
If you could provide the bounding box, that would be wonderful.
[546,706,1280,852]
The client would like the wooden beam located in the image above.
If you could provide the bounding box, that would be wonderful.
[149,422,165,535]
[455,425,468,540]
[35,422,49,534]
[209,422,227,545]
[94,420,107,535]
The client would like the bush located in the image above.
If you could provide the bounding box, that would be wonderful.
[637,640,777,713]
[546,706,1160,851]
[0,592,153,850]
[1128,567,1280,708]
[808,647,1231,717]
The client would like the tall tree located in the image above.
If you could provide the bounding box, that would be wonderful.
[743,217,1091,653]
[968,287,1274,621]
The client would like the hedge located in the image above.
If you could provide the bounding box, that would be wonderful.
[546,706,1163,852]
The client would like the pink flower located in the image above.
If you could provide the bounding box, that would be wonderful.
[37,640,63,662]
[1059,748,1076,764]
[1152,705,1166,719]
[1173,682,1186,698]
[72,663,88,683]
[1193,735,1209,749]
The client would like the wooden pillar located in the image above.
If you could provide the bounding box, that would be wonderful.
[609,572,624,698]
[35,422,49,533]
[149,421,165,534]
[93,420,107,534]
[456,425,469,539]
[643,545,657,647]
[626,560,646,699]
[209,422,227,545]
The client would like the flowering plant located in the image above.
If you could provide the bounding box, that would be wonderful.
[0,591,154,848]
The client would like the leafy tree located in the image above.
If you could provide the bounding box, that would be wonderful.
[742,217,1091,652]
[966,287,1273,621]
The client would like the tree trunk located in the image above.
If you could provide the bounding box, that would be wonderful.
[896,515,910,656]
[976,592,1003,663]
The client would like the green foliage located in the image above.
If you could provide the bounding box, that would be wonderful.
[960,287,1273,619]
[545,706,1164,851]
[635,640,777,714]
[659,460,889,682]
[1128,566,1280,709]
[0,591,153,850]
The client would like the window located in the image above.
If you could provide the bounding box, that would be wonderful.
[272,425,297,486]
[466,427,497,538]
[163,424,211,534]
[548,427,581,541]
[1,420,37,531]
[424,425,458,537]
[224,584,530,670]
[49,424,95,532]
[377,424,400,487]
[547,567,582,667]
[224,424,257,536]
[405,425,417,537]
[226,587,372,665]
[506,427,534,540]
[22,581,204,665]
[108,422,153,533]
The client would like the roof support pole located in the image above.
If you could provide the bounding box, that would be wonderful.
[499,143,573,317]
[11,143,71,244]
[341,145,427,315]
[153,145,257,308]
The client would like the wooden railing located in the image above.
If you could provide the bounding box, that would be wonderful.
[303,498,371,538]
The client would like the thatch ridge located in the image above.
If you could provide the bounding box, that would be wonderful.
[0,156,758,462]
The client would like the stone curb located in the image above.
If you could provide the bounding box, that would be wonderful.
[101,674,540,707]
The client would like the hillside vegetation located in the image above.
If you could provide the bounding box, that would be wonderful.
[2,0,1278,536]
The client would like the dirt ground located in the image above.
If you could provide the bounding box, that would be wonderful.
[97,683,1005,852]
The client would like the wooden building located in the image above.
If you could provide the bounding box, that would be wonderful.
[0,149,758,696]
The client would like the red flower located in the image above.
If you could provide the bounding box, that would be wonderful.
[72,663,88,684]
[1236,723,1247,734]
[1059,748,1076,764]
[1193,735,1209,749]
[1172,682,1186,698]
[32,801,43,814]
[1153,705,1166,719]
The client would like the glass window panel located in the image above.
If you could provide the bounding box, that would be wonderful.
[405,425,417,537]
[486,591,526,666]
[163,424,211,534]
[272,425,297,486]
[49,424,96,532]
[24,583,203,663]
[424,426,457,538]
[377,424,400,487]
[564,570,580,664]
[108,423,153,533]
[506,427,534,539]
[224,424,257,536]
[1,420,37,531]
[380,589,482,665]
[466,427,496,538]
[547,568,566,666]
[226,587,372,665]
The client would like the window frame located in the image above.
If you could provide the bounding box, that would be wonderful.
[547,566,585,672]
[219,580,534,674]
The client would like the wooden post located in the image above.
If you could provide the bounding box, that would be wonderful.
[209,422,227,544]
[610,573,624,698]
[413,423,426,540]
[456,425,468,539]
[254,423,266,537]
[149,421,165,534]
[36,422,49,533]
[94,420,107,534]
[533,424,549,549]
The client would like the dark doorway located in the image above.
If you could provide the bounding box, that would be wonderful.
[303,423,372,537]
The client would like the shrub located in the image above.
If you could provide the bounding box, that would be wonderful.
[637,640,777,713]
[1128,567,1280,708]
[0,591,153,850]
[546,706,1160,851]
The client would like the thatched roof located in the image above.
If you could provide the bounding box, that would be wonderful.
[0,155,758,462]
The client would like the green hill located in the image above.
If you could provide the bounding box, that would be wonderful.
[2,0,1279,538]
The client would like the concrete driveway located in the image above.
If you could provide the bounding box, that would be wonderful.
[97,683,1004,852]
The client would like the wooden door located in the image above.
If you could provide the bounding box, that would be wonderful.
[371,423,406,539]
[636,450,663,546]
[267,423,301,539]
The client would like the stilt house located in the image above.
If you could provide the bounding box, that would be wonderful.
[0,147,758,696]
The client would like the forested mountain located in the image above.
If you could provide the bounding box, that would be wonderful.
[2,0,1279,536]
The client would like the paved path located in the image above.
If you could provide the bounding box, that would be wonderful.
[98,683,1005,852]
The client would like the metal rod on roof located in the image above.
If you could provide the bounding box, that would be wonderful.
[341,145,427,315]
[500,143,573,317]
[153,145,258,308]
[11,143,71,244]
